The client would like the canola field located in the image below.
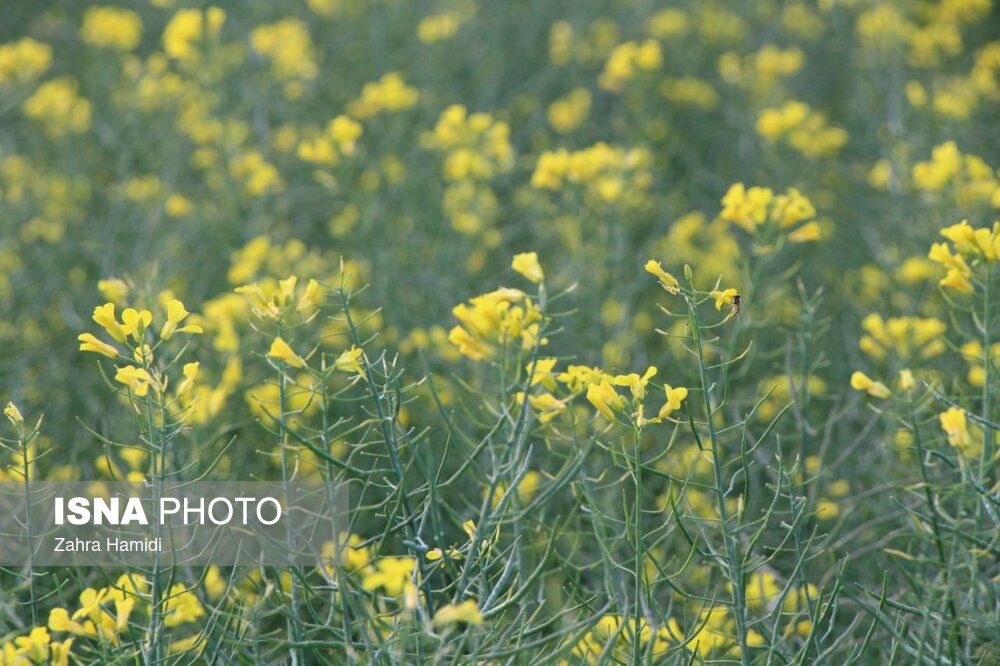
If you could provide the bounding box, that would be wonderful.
[1,0,1000,663]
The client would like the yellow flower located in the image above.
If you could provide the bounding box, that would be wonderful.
[73,588,108,623]
[114,365,155,397]
[511,252,545,284]
[787,221,823,243]
[644,259,680,293]
[14,627,52,662]
[433,599,484,625]
[80,6,143,51]
[78,333,119,359]
[361,556,416,596]
[120,308,153,342]
[899,369,915,391]
[93,303,127,343]
[4,401,23,426]
[658,385,688,419]
[709,288,738,310]
[940,407,982,459]
[614,366,657,400]
[850,371,891,399]
[176,362,199,396]
[296,278,322,313]
[334,346,365,374]
[267,337,306,368]
[97,279,129,304]
[160,299,203,340]
[587,379,627,422]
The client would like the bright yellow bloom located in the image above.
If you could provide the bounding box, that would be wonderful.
[120,308,153,342]
[267,337,306,368]
[614,366,657,400]
[433,599,484,625]
[334,346,365,374]
[78,333,119,359]
[644,259,680,293]
[710,288,738,310]
[658,385,688,419]
[93,303,128,343]
[160,299,203,340]
[73,588,108,623]
[587,380,627,421]
[511,252,544,284]
[850,371,891,399]
[114,365,155,397]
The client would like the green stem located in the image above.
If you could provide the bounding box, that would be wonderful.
[632,423,643,665]
[687,293,750,666]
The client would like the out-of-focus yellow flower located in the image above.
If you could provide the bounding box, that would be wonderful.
[176,362,199,396]
[97,279,129,305]
[0,38,52,84]
[81,6,143,51]
[267,337,306,368]
[899,369,915,391]
[547,88,591,133]
[163,7,226,62]
[598,39,662,91]
[22,77,92,137]
[858,313,946,360]
[433,599,483,625]
[940,407,982,459]
[850,371,891,399]
[361,556,416,596]
[511,252,544,284]
[347,72,419,119]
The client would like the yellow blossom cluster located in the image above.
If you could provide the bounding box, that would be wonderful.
[756,101,848,158]
[858,313,946,360]
[346,72,419,119]
[598,39,662,92]
[22,77,92,138]
[449,288,545,361]
[719,183,823,244]
[251,19,318,96]
[80,6,143,51]
[929,220,1000,294]
[0,38,52,84]
[422,105,513,238]
[547,87,592,134]
[532,143,652,206]
[718,45,804,93]
[912,142,1000,207]
[162,7,226,63]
